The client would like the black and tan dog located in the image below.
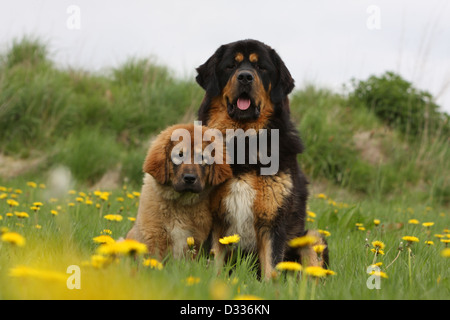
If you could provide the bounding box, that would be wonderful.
[196,39,328,278]
[126,124,232,259]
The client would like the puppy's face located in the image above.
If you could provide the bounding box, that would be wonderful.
[143,124,232,194]
[196,39,294,122]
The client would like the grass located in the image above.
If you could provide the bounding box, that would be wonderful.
[0,180,448,300]
[0,38,449,300]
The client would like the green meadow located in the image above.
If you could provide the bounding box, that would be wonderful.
[0,38,449,300]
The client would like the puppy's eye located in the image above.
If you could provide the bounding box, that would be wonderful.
[178,150,184,157]
[226,64,235,71]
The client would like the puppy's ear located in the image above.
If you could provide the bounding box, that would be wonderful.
[269,49,295,106]
[209,163,233,186]
[143,134,170,185]
[196,44,226,98]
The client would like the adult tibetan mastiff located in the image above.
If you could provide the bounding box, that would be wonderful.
[196,39,328,278]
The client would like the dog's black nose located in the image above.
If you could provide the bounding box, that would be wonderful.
[183,174,197,184]
[237,71,253,84]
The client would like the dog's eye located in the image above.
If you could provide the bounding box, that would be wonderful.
[226,64,236,71]
[178,150,183,157]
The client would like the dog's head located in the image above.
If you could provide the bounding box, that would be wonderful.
[196,39,294,123]
[143,124,232,194]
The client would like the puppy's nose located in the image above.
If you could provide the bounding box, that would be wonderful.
[183,174,197,184]
[237,71,254,85]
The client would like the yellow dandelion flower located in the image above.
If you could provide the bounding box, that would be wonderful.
[372,241,386,250]
[318,229,331,237]
[371,248,385,255]
[307,211,316,218]
[355,223,364,227]
[6,199,19,207]
[143,258,163,270]
[422,222,434,228]
[9,266,66,282]
[132,191,141,197]
[324,269,336,276]
[373,219,381,226]
[305,266,327,278]
[116,197,124,202]
[441,239,450,244]
[369,270,388,279]
[14,211,29,219]
[288,235,318,248]
[33,202,43,207]
[275,261,302,272]
[26,181,37,188]
[1,232,26,246]
[104,214,123,222]
[313,244,327,254]
[92,235,115,244]
[89,254,113,269]
[402,236,419,243]
[370,262,383,267]
[219,234,240,245]
[75,197,84,203]
[424,241,434,246]
[187,236,195,247]
[51,210,58,216]
[358,226,366,231]
[127,217,136,222]
[185,276,201,286]
[408,219,419,225]
[441,248,450,258]
[97,239,147,256]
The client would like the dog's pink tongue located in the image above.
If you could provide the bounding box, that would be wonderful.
[237,98,251,110]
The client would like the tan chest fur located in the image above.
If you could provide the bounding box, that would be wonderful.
[216,172,293,251]
[130,174,212,258]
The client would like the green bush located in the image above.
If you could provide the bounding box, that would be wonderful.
[349,71,449,137]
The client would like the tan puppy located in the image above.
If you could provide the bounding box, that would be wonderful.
[126,124,232,259]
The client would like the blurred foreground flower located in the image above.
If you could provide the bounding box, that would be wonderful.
[9,266,66,282]
[1,232,26,247]
[97,239,147,257]
[288,235,317,248]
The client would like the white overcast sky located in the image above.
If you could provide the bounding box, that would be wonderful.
[1,0,450,113]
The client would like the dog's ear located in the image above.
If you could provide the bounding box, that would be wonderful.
[143,134,170,185]
[196,44,226,98]
[269,48,295,106]
[209,162,232,186]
